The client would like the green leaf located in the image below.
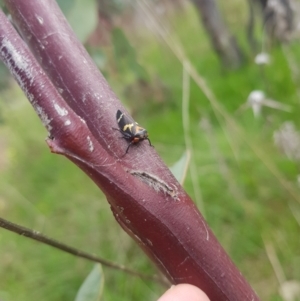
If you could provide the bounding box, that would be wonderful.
[75,264,104,301]
[169,150,190,185]
[57,0,98,43]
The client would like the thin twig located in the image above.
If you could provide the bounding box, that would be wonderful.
[0,217,169,287]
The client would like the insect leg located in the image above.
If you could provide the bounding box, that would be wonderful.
[146,138,153,147]
[125,142,133,154]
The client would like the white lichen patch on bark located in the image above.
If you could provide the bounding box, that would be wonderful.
[54,103,68,116]
[35,14,44,25]
[35,104,52,131]
[79,116,86,124]
[0,37,34,90]
[87,136,94,152]
[1,37,28,69]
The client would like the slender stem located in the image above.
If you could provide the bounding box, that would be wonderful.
[0,217,169,286]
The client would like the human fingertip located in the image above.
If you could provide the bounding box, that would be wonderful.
[157,284,210,301]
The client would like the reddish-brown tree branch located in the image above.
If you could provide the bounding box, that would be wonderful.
[0,1,261,300]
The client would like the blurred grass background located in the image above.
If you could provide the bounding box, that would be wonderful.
[1,0,300,300]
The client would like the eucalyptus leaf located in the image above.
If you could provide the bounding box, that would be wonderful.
[169,150,190,185]
[75,264,104,301]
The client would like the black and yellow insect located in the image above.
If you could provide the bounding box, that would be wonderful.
[113,110,152,155]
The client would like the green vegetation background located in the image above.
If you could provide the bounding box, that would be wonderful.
[1,1,300,301]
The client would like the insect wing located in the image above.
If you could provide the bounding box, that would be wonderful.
[116,110,137,136]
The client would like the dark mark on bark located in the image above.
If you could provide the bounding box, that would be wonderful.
[128,170,179,201]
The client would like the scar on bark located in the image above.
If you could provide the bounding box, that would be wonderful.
[128,170,179,201]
